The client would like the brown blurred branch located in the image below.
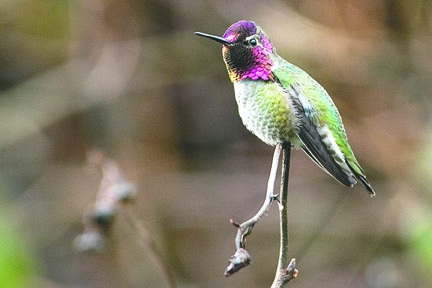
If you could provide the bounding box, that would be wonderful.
[122,205,176,288]
[74,150,138,251]
[74,150,176,288]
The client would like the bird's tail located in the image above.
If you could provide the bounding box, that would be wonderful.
[347,162,376,197]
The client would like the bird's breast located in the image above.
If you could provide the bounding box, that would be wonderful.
[233,79,301,146]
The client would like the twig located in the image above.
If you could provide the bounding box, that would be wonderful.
[75,150,176,288]
[122,206,177,288]
[75,151,137,251]
[271,143,298,287]
[225,143,282,276]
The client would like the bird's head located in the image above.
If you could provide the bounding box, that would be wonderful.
[195,21,275,82]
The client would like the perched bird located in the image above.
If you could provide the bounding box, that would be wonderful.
[195,20,375,196]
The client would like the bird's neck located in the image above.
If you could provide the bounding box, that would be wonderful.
[223,46,274,83]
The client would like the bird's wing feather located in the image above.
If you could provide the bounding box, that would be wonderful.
[271,57,375,195]
[284,83,355,187]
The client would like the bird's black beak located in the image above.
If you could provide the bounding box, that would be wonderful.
[194,32,231,45]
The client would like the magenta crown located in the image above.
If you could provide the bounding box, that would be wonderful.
[223,21,257,43]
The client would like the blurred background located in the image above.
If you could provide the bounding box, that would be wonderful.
[1,0,432,287]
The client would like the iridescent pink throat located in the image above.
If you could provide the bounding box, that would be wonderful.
[224,35,274,82]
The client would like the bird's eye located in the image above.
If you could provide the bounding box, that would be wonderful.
[243,38,258,46]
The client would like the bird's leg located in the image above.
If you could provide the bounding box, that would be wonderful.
[225,143,282,276]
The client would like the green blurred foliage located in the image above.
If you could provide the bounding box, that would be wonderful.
[11,0,70,39]
[0,185,35,288]
[0,0,70,89]
[0,221,35,288]
[409,220,432,280]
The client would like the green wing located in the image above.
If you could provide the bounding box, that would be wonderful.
[272,56,375,195]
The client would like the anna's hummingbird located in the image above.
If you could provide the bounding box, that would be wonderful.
[195,20,375,196]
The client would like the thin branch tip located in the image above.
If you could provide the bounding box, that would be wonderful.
[230,218,240,228]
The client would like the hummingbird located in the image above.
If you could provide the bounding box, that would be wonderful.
[195,20,375,196]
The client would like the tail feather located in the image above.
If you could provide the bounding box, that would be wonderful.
[347,162,376,197]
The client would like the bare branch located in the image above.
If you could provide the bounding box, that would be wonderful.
[271,143,298,287]
[225,143,282,275]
